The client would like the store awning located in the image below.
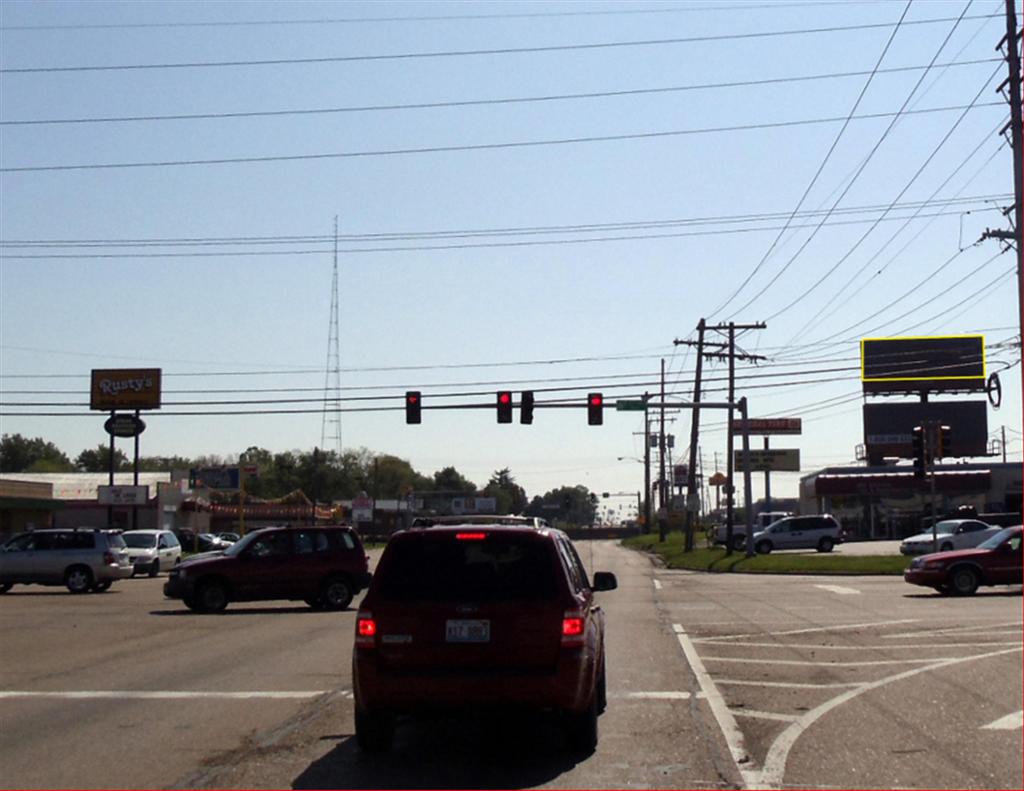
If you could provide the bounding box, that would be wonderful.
[815,470,991,496]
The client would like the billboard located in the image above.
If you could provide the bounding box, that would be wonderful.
[862,401,988,460]
[860,335,985,394]
[189,467,240,490]
[734,449,801,472]
[730,417,802,435]
[90,368,162,411]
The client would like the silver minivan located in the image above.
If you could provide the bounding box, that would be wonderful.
[752,515,842,554]
[0,528,132,593]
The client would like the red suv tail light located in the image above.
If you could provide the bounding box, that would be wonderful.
[103,551,117,565]
[561,610,585,648]
[356,612,377,647]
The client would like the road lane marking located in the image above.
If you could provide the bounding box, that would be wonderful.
[673,623,760,789]
[626,691,690,700]
[0,690,329,700]
[981,711,1023,730]
[653,579,663,590]
[717,679,861,690]
[732,709,800,723]
[692,619,918,643]
[755,646,1023,790]
[704,641,1021,650]
[812,584,860,595]
[703,656,970,667]
[882,621,1023,640]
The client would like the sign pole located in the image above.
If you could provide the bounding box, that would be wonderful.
[132,410,140,530]
[108,410,116,527]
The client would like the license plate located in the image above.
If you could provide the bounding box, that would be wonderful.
[446,619,490,643]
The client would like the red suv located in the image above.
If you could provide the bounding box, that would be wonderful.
[352,525,617,754]
[164,526,371,613]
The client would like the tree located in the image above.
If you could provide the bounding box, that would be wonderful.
[483,468,528,515]
[75,444,131,472]
[431,466,478,494]
[0,434,74,472]
[524,485,596,526]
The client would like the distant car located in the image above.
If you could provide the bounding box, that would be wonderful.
[0,528,132,593]
[352,524,617,755]
[899,519,1002,555]
[713,512,794,550]
[752,514,842,554]
[122,529,182,577]
[178,530,231,554]
[164,525,371,613]
[216,532,240,543]
[904,525,1022,595]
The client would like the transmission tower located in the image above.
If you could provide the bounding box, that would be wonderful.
[320,217,343,458]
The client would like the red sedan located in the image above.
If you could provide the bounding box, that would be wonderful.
[904,525,1022,596]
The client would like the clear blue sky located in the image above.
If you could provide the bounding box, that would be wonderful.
[1,0,1020,515]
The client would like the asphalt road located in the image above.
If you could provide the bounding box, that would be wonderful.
[0,541,1020,790]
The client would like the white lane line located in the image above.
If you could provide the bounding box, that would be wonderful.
[882,621,1023,640]
[626,691,690,700]
[981,711,1023,730]
[703,656,968,667]
[812,584,860,595]
[754,646,1022,790]
[732,709,800,723]
[673,623,759,789]
[692,619,918,643]
[0,690,329,700]
[717,679,861,690]
[707,641,1021,650]
[653,579,663,590]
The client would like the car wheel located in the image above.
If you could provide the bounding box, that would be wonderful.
[355,708,395,753]
[321,576,353,610]
[564,695,599,756]
[732,535,745,551]
[195,580,229,613]
[817,536,834,553]
[148,560,160,578]
[948,566,980,596]
[90,580,112,593]
[65,566,93,594]
[755,540,772,555]
[940,542,954,552]
[0,583,12,593]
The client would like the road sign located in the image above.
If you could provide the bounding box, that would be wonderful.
[733,449,801,472]
[730,417,802,435]
[615,400,647,411]
[98,485,149,505]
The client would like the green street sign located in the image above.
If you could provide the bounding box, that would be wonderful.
[615,400,647,412]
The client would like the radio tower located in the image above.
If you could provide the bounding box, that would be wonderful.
[320,217,343,458]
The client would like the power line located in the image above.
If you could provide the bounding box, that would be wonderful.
[0,103,1001,174]
[0,59,999,127]
[0,15,1001,74]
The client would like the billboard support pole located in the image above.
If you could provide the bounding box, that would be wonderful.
[108,410,115,527]
[132,410,140,531]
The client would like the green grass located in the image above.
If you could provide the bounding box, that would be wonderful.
[622,532,911,575]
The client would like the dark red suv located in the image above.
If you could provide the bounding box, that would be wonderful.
[164,526,371,613]
[352,525,617,754]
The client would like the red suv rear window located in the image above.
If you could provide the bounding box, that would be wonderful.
[377,533,559,602]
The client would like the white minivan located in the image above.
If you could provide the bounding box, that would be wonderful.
[752,515,842,554]
[122,529,182,577]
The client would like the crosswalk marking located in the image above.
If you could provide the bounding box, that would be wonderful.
[981,711,1023,730]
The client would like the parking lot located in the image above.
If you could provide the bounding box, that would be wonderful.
[1,541,1020,789]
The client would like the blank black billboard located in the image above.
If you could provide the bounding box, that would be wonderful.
[861,335,985,395]
[863,400,989,459]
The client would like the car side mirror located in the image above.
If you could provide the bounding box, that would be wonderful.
[592,571,618,592]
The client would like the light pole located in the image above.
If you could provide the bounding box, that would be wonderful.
[617,456,651,534]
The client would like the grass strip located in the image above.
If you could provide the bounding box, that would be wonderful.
[622,532,911,575]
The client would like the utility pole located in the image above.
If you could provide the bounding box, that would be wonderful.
[981,0,1022,399]
[678,320,766,554]
[659,359,667,517]
[676,319,705,551]
[644,391,654,539]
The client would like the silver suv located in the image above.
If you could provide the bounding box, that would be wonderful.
[752,515,843,554]
[0,528,132,593]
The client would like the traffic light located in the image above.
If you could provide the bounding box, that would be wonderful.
[938,424,952,458]
[405,391,421,424]
[520,390,535,424]
[911,424,926,478]
[587,392,603,425]
[497,390,513,423]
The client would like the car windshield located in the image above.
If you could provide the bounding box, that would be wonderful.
[977,527,1020,551]
[378,533,558,602]
[222,530,267,556]
[123,534,156,548]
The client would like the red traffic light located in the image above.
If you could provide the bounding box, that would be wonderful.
[405,391,422,424]
[589,394,603,406]
[587,392,603,425]
[497,390,513,423]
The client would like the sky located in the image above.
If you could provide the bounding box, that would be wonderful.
[0,0,1021,517]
